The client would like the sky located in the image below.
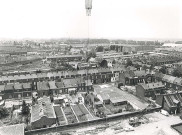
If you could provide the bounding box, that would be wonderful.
[0,0,181,40]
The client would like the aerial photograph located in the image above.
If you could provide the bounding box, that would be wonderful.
[0,0,182,135]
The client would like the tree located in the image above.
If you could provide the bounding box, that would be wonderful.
[69,45,72,51]
[125,58,133,67]
[87,49,96,58]
[0,108,9,118]
[96,46,104,52]
[134,64,141,70]
[149,64,154,71]
[172,69,181,77]
[22,100,30,115]
[142,65,148,71]
[112,59,116,64]
[80,50,84,55]
[159,66,167,74]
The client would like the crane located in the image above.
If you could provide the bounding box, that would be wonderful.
[85,0,92,16]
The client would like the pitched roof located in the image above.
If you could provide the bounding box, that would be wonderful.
[63,78,84,88]
[1,76,8,81]
[30,73,37,79]
[162,75,176,83]
[55,82,64,88]
[47,72,54,78]
[123,70,135,78]
[154,72,165,79]
[37,73,47,78]
[77,70,87,75]
[22,83,31,89]
[98,68,111,73]
[14,83,23,90]
[139,82,164,90]
[4,84,14,91]
[88,69,98,74]
[37,82,49,91]
[134,70,147,77]
[31,96,56,123]
[0,124,24,135]
[0,85,5,92]
[7,76,14,80]
[48,81,57,89]
[168,76,177,83]
[162,75,172,82]
[110,97,126,104]
[173,78,182,86]
[85,79,92,86]
[19,75,27,80]
[13,75,20,80]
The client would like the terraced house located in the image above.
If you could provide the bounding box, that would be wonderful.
[117,70,154,86]
[156,93,182,114]
[136,82,166,100]
[154,72,182,91]
[0,67,124,85]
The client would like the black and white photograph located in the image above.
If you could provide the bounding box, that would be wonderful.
[0,0,182,135]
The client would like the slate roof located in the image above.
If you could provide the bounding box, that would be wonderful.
[4,84,14,91]
[123,71,135,78]
[31,96,56,123]
[30,73,37,79]
[37,73,47,78]
[139,82,165,90]
[13,75,20,80]
[55,82,64,88]
[1,76,8,81]
[77,70,87,75]
[173,78,182,86]
[37,82,49,91]
[98,68,111,73]
[48,81,57,89]
[134,70,147,77]
[168,76,177,83]
[85,79,92,86]
[14,83,23,90]
[62,78,84,88]
[110,98,126,104]
[88,69,98,74]
[7,76,14,80]
[0,85,5,92]
[154,72,165,79]
[162,75,171,82]
[22,83,31,89]
[19,75,27,80]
